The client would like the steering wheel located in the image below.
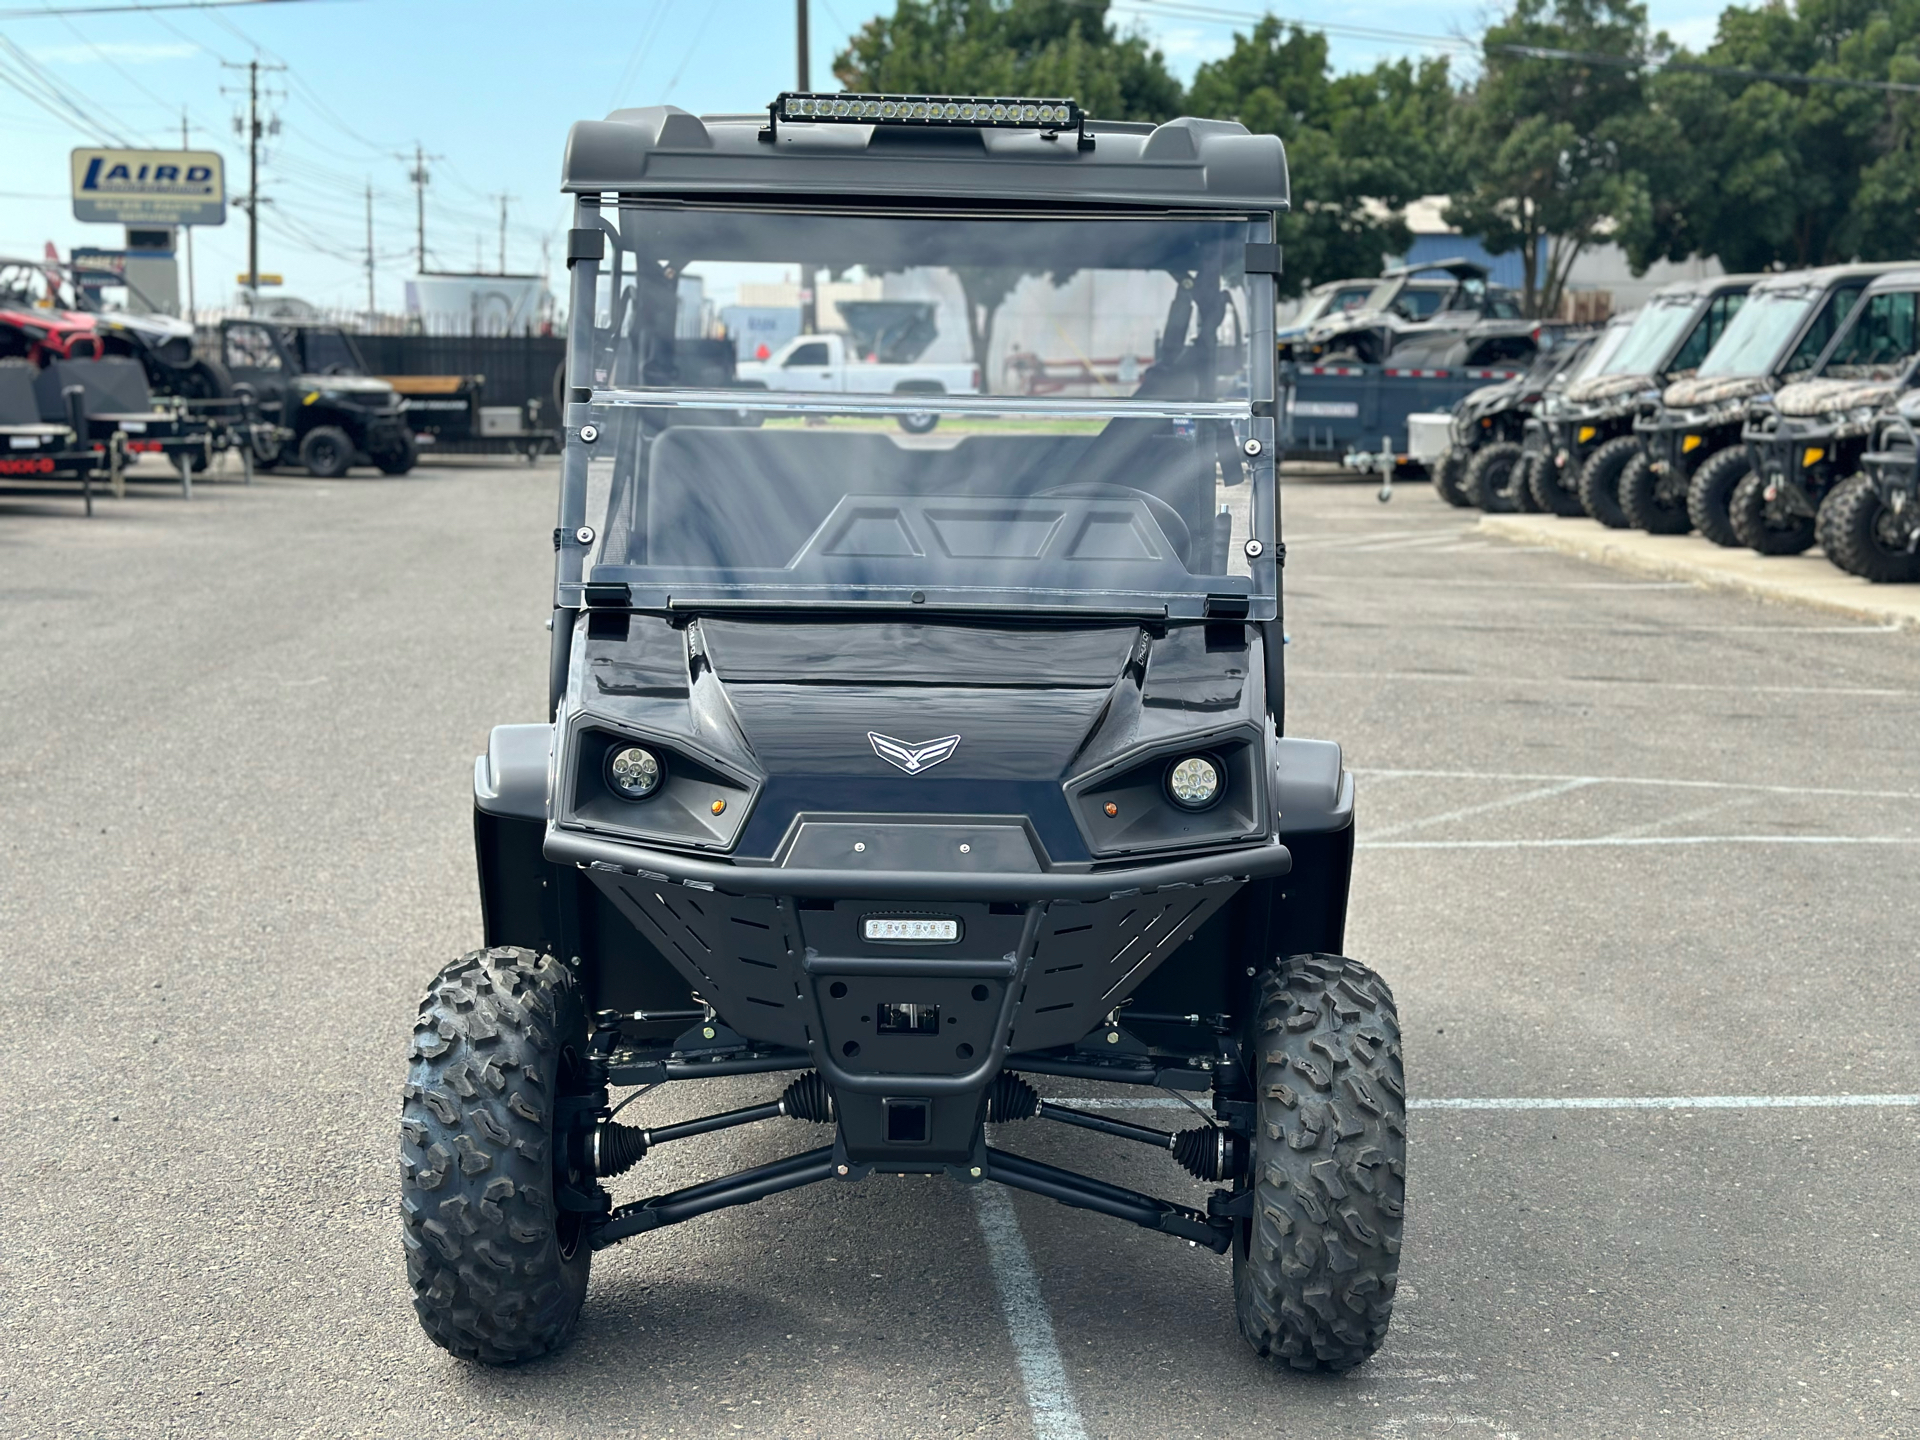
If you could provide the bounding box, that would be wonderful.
[1037,483,1193,567]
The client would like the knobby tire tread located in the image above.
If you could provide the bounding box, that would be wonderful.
[400,946,592,1364]
[1233,952,1405,1373]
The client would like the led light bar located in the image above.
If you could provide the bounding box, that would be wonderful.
[778,92,1081,128]
[863,917,960,943]
[762,92,1094,150]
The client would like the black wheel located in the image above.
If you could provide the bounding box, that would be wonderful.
[298,425,354,479]
[401,946,601,1364]
[896,411,939,435]
[373,430,418,476]
[1729,469,1815,555]
[1233,953,1404,1373]
[1619,454,1691,533]
[1686,446,1750,547]
[1431,448,1472,507]
[1527,448,1585,516]
[1463,441,1525,512]
[1821,473,1920,582]
[1578,436,1641,529]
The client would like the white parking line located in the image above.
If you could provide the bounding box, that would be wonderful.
[1043,1095,1920,1111]
[973,1183,1088,1440]
[1366,778,1597,840]
[1353,767,1920,801]
[1297,671,1915,697]
[1359,835,1920,851]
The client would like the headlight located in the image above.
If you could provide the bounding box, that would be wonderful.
[1167,755,1222,810]
[607,746,661,799]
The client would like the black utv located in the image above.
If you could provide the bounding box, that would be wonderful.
[1431,327,1593,510]
[1626,264,1891,541]
[1826,390,1920,582]
[1738,269,1920,556]
[401,96,1399,1375]
[1535,276,1756,526]
[217,318,416,477]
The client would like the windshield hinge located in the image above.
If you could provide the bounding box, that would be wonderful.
[585,582,632,608]
[1244,243,1282,276]
[566,228,604,266]
[1204,594,1250,619]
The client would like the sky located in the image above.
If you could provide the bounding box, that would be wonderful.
[0,0,1733,316]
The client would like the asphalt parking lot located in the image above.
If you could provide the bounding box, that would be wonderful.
[3,459,1917,1440]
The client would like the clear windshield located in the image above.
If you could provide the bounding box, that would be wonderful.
[291,327,370,375]
[565,206,1272,618]
[1573,315,1635,380]
[1697,290,1816,378]
[1819,289,1919,381]
[1607,297,1699,375]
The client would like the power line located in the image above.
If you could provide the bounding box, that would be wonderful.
[0,0,345,17]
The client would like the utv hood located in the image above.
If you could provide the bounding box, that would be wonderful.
[1775,376,1900,418]
[1664,373,1765,408]
[560,614,1264,866]
[1564,371,1654,405]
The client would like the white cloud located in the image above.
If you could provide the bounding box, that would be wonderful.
[29,42,198,66]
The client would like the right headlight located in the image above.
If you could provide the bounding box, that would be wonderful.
[607,745,661,799]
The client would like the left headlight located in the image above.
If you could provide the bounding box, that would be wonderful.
[1167,755,1222,810]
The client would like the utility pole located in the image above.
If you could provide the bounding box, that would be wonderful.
[405,143,443,274]
[221,58,284,310]
[365,182,376,327]
[180,108,196,325]
[494,193,512,274]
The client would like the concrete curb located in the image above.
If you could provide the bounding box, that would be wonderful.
[1477,513,1920,631]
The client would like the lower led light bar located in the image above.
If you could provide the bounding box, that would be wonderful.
[763,92,1092,148]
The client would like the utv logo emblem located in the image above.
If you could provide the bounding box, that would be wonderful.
[868,732,961,775]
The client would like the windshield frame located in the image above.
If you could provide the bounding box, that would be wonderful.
[554,197,1278,622]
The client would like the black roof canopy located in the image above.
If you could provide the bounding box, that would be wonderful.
[562,105,1289,212]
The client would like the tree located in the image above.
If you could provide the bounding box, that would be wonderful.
[1644,0,1920,269]
[1444,0,1659,318]
[834,0,1183,122]
[1188,20,1461,297]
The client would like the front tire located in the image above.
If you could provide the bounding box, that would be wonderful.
[1464,441,1525,512]
[1620,455,1691,533]
[1527,448,1586,516]
[373,430,418,475]
[1431,448,1472,507]
[1821,474,1920,582]
[401,946,598,1364]
[1686,446,1750,547]
[1578,436,1640,529]
[1234,953,1404,1372]
[299,425,354,479]
[1729,470,1815,555]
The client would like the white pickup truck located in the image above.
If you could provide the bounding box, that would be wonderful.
[736,332,979,433]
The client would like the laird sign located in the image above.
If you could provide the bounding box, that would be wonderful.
[71,148,227,226]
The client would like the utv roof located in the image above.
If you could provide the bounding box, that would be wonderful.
[561,105,1288,211]
[1859,266,1920,292]
[1646,273,1769,302]
[1748,261,1917,295]
[1379,257,1489,282]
